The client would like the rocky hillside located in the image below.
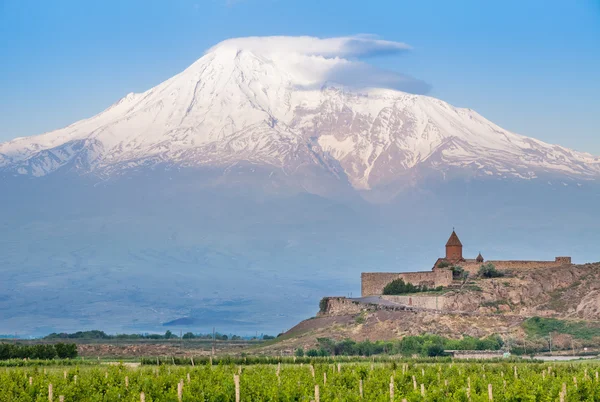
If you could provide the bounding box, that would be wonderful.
[443,262,600,319]
[260,263,600,354]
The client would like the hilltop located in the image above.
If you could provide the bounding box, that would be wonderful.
[259,262,600,354]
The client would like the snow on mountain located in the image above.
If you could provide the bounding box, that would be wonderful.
[1,35,599,189]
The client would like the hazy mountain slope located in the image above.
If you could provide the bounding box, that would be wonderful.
[1,36,599,335]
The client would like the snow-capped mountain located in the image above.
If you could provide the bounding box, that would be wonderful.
[1,36,599,190]
[2,36,600,335]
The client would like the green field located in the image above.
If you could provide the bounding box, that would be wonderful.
[1,361,600,401]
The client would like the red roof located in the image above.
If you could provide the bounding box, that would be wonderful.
[446,230,463,247]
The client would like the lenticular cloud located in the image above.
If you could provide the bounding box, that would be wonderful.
[205,35,431,94]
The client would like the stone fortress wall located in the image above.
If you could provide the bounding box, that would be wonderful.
[381,295,448,310]
[459,257,572,274]
[361,270,452,297]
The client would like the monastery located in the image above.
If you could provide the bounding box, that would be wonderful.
[361,230,572,297]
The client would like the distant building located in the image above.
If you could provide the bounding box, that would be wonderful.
[445,230,464,263]
[361,230,572,297]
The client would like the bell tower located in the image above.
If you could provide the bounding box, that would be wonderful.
[445,229,463,262]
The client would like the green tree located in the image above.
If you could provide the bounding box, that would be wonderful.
[479,263,504,278]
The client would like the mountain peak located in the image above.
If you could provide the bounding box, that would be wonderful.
[1,36,599,188]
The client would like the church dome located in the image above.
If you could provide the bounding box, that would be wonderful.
[446,230,463,247]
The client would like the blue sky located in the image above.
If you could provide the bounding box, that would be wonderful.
[1,0,599,153]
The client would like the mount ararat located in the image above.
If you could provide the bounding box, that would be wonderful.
[1,36,598,335]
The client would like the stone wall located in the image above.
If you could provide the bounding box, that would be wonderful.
[381,295,448,310]
[460,257,572,274]
[320,297,366,316]
[361,270,452,297]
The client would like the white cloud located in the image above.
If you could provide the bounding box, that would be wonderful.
[205,35,430,94]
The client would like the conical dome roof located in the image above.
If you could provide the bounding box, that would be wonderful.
[476,252,484,262]
[446,230,463,247]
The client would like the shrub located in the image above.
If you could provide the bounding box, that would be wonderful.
[450,265,466,279]
[355,313,366,324]
[479,263,504,278]
[319,297,329,313]
[54,343,77,359]
[426,344,446,357]
[382,279,434,295]
[437,260,451,268]
[305,349,319,357]
[294,348,304,357]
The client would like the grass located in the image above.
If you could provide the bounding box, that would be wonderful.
[522,317,600,340]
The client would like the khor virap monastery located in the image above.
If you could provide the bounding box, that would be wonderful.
[361,230,572,297]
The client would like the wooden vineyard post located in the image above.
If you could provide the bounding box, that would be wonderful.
[63,371,67,379]
[324,372,327,385]
[310,365,315,378]
[389,377,394,402]
[59,397,64,402]
[412,375,417,390]
[514,366,518,379]
[467,377,471,401]
[191,356,194,367]
[573,376,578,389]
[559,390,565,402]
[420,383,425,397]
[29,377,32,386]
[562,383,567,396]
[177,379,183,402]
[315,384,320,402]
[337,363,341,373]
[187,373,191,383]
[74,375,77,385]
[234,374,240,402]
[488,383,493,401]
[140,392,145,402]
[48,384,53,402]
[359,379,363,399]
[596,371,599,382]
[125,376,129,388]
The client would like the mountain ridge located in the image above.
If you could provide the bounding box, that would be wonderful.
[1,36,599,191]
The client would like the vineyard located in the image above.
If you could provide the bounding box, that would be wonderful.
[1,361,600,401]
